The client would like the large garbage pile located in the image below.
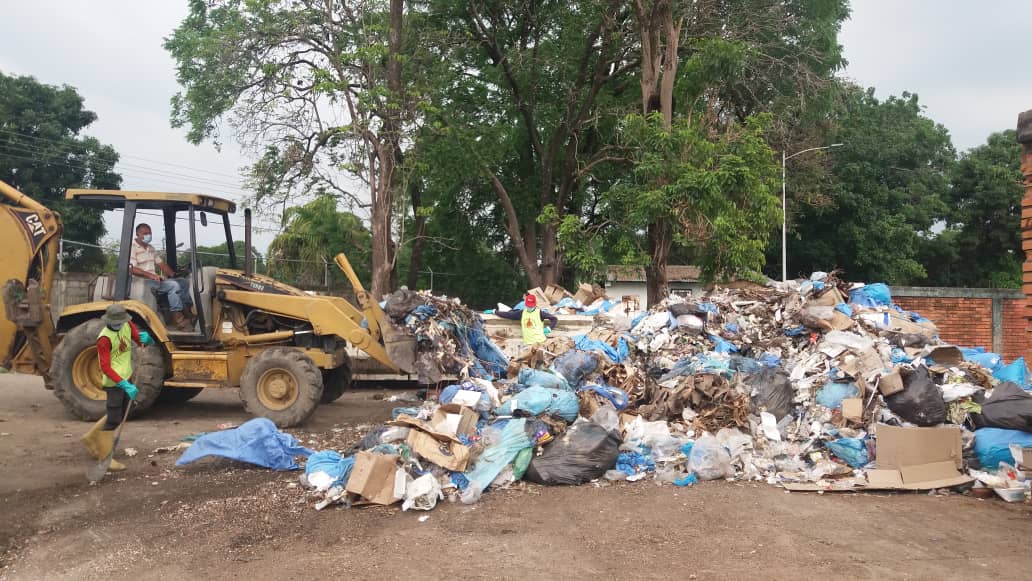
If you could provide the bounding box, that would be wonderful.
[178,272,1032,508]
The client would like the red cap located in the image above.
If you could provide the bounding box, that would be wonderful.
[525,294,537,308]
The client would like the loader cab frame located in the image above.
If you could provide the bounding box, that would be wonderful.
[66,190,239,342]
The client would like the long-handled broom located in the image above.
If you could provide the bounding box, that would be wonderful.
[87,400,133,483]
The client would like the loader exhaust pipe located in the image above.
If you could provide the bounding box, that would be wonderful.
[244,208,253,277]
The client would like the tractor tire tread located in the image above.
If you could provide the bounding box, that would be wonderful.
[239,347,323,428]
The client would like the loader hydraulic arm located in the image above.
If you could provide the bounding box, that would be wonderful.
[0,179,62,374]
[334,253,417,373]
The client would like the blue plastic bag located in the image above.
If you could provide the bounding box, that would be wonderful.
[993,357,1029,387]
[551,351,599,386]
[709,334,739,354]
[518,368,571,391]
[673,473,698,487]
[572,334,629,363]
[815,383,858,410]
[849,283,892,307]
[973,427,1032,468]
[175,418,313,470]
[834,303,853,317]
[615,451,655,476]
[495,386,580,421]
[698,302,719,316]
[579,384,629,411]
[758,353,782,368]
[305,451,355,487]
[825,438,869,468]
[463,419,533,493]
[784,325,806,337]
[466,325,509,379]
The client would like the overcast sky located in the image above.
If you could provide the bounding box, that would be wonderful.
[1,0,1030,251]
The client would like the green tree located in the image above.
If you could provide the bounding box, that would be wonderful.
[266,195,371,288]
[420,0,636,289]
[0,72,121,271]
[560,112,781,289]
[166,0,421,299]
[921,130,1022,287]
[785,87,954,284]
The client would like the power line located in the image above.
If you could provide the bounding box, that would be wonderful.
[0,145,248,199]
[0,127,245,182]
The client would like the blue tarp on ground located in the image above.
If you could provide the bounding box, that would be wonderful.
[176,418,313,470]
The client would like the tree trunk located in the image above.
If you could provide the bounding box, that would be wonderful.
[406,179,427,290]
[646,220,671,307]
[370,0,405,300]
[539,224,560,287]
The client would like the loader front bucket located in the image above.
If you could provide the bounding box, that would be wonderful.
[382,323,418,375]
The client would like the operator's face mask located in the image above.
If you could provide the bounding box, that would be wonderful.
[107,322,124,331]
[141,234,152,244]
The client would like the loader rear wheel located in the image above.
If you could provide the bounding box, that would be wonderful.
[320,362,352,404]
[156,387,204,404]
[49,319,165,421]
[240,347,322,427]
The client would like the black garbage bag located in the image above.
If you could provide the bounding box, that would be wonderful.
[524,422,620,485]
[884,366,945,426]
[551,350,599,386]
[667,303,696,317]
[971,382,1032,432]
[384,289,427,320]
[747,368,794,420]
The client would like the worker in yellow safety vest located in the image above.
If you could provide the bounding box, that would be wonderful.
[497,293,558,345]
[79,304,154,471]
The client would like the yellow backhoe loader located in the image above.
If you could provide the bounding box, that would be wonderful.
[0,179,416,427]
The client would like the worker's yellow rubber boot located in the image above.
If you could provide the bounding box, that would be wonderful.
[96,430,127,472]
[79,417,107,460]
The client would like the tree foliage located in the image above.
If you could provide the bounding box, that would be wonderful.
[921,130,1023,287]
[0,71,121,271]
[266,195,371,288]
[561,112,781,284]
[786,87,954,284]
[166,0,424,298]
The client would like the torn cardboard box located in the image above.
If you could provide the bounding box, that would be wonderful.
[841,398,863,422]
[878,369,903,396]
[784,424,972,492]
[391,415,471,471]
[345,451,404,506]
[431,404,478,438]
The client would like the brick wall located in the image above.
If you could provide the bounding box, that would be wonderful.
[893,287,1030,364]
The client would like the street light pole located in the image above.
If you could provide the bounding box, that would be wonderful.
[781,143,844,282]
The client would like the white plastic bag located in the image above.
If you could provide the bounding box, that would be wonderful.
[590,405,620,433]
[402,473,444,511]
[688,434,734,481]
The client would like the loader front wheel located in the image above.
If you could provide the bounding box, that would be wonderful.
[240,347,323,427]
[49,318,165,420]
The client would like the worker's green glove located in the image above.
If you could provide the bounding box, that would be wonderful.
[117,379,139,400]
[543,326,552,336]
[138,331,154,345]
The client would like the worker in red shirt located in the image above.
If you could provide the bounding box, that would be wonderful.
[79,304,154,471]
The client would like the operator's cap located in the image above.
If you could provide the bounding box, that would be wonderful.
[524,294,537,308]
[102,303,131,326]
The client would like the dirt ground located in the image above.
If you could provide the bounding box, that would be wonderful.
[1,373,1031,580]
